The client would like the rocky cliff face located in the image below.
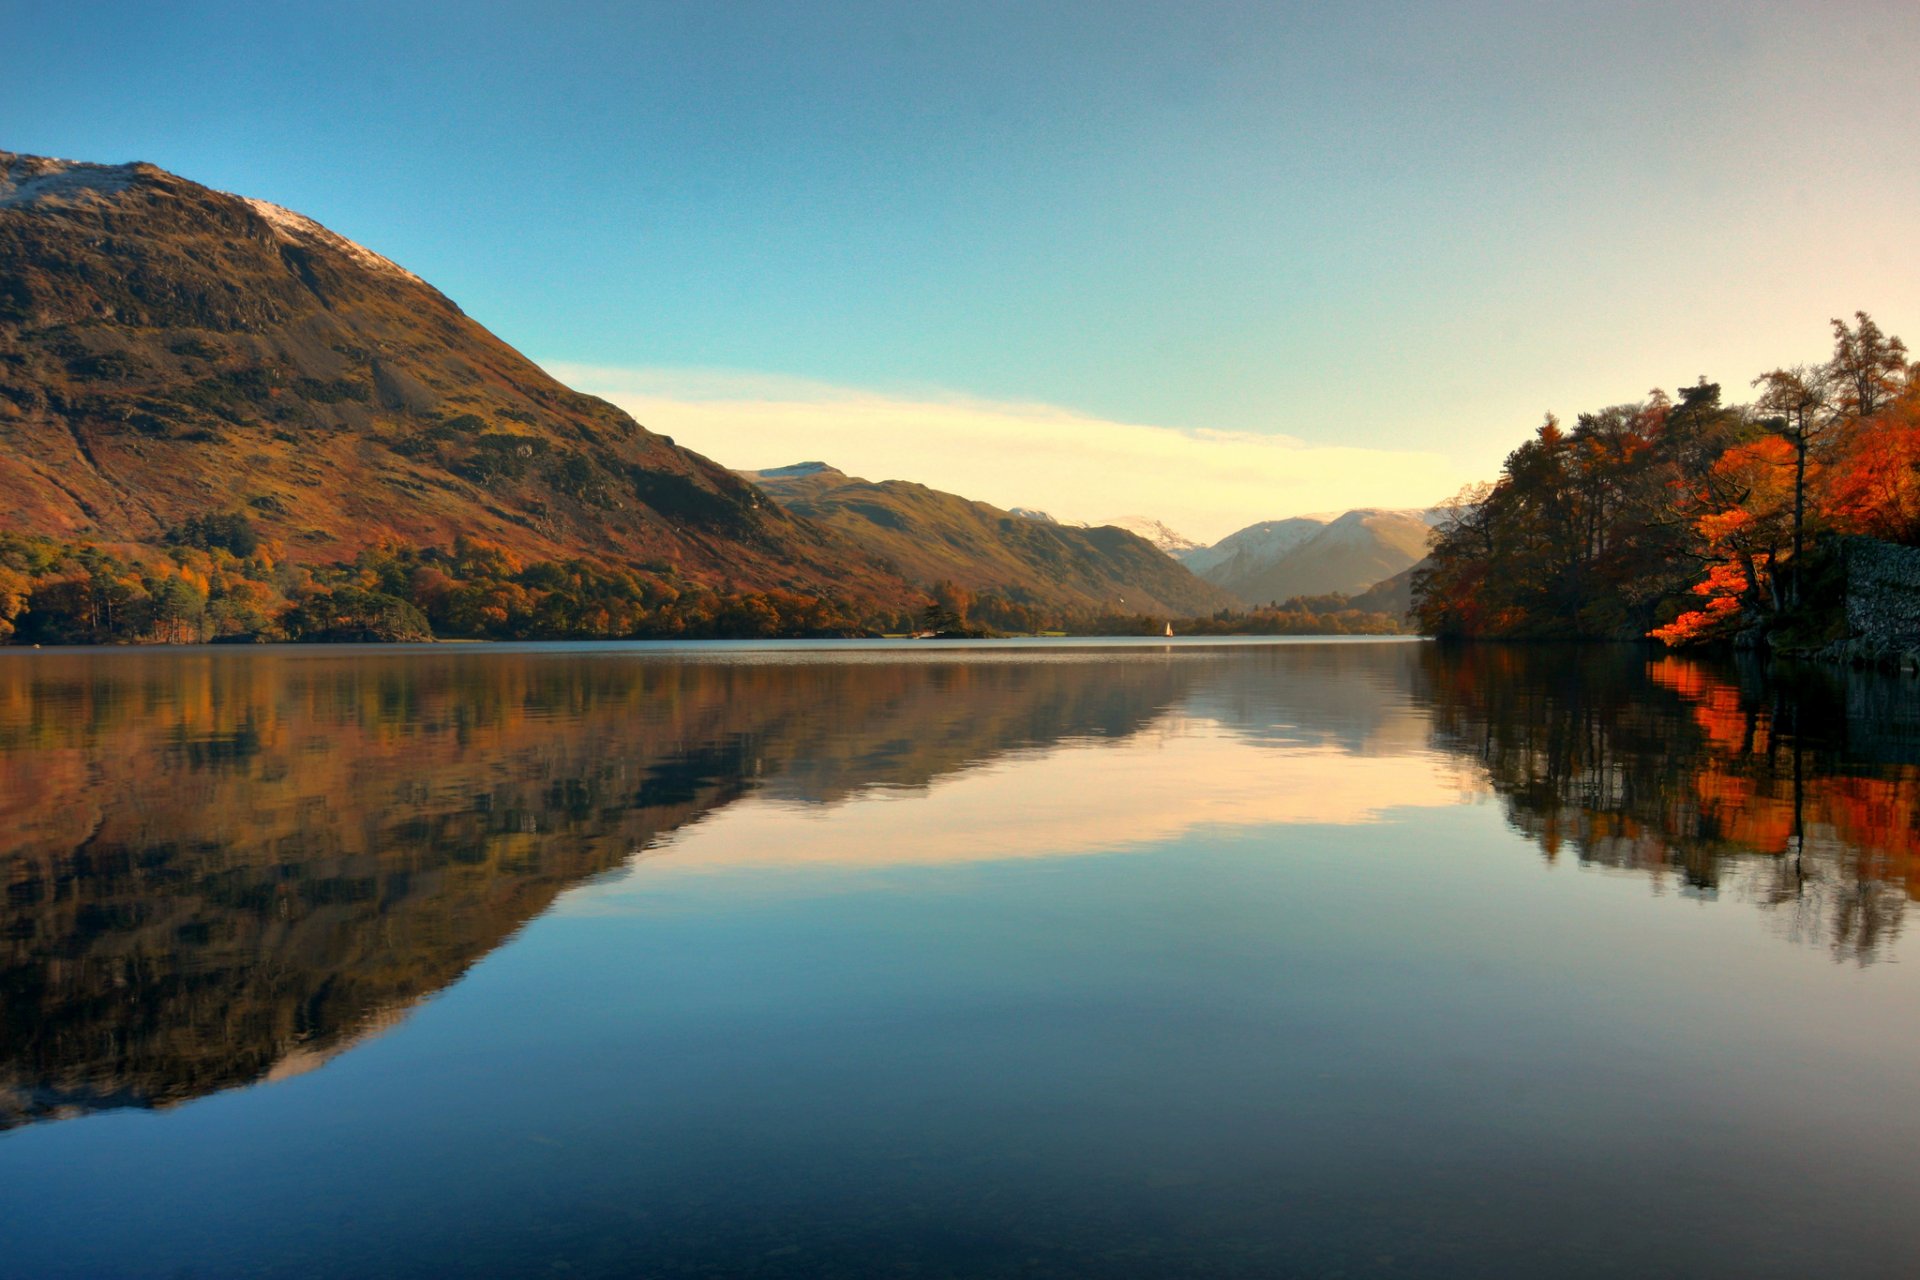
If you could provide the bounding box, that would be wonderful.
[1783,537,1920,669]
[1843,538,1920,649]
[0,151,908,603]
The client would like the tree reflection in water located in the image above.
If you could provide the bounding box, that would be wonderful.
[1417,645,1920,963]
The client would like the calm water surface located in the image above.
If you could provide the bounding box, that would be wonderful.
[2,638,1918,1278]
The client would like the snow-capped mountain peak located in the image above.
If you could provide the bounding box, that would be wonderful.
[1104,515,1204,557]
[1181,516,1329,575]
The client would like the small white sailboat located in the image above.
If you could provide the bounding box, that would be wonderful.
[1164,622,1174,638]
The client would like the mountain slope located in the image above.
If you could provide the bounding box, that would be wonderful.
[0,151,908,603]
[740,463,1235,617]
[1183,517,1329,577]
[1349,561,1422,616]
[1197,509,1435,604]
[1104,515,1204,557]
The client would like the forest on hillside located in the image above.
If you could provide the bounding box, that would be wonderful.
[0,526,1407,645]
[1415,313,1915,648]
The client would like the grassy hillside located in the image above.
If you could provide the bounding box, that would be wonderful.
[741,463,1237,621]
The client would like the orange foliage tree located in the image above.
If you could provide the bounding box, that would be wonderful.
[1824,392,1920,543]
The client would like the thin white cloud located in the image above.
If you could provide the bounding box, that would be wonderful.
[545,364,1467,544]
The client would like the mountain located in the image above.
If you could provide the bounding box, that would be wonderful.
[1349,561,1422,616]
[1183,516,1329,577]
[1104,515,1204,558]
[1194,509,1436,604]
[739,463,1235,617]
[0,151,908,604]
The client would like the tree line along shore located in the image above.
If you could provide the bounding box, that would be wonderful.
[0,527,1407,645]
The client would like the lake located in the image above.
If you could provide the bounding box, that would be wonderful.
[2,637,1918,1278]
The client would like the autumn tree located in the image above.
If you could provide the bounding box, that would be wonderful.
[148,573,209,644]
[1825,311,1908,420]
[1824,389,1920,543]
[1650,436,1798,644]
[0,566,28,642]
[922,579,974,633]
[1751,364,1830,604]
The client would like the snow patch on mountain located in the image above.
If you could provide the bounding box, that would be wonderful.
[1104,515,1204,557]
[0,154,141,209]
[2,152,428,287]
[1008,506,1058,523]
[242,196,425,285]
[1183,516,1328,575]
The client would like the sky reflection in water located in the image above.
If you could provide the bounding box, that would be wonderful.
[1,639,1918,1279]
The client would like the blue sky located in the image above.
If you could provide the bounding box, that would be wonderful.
[9,1,1920,534]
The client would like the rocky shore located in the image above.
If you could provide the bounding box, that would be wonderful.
[1772,538,1920,670]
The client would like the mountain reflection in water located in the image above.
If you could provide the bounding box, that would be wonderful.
[1,640,1917,1138]
[0,646,1214,1129]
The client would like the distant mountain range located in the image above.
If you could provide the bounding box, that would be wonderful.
[1004,505,1436,611]
[1183,509,1438,605]
[740,463,1234,617]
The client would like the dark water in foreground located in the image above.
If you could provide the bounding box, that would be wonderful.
[2,638,1919,1278]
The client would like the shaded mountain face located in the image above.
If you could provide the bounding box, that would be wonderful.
[1349,560,1422,616]
[1195,509,1435,604]
[0,152,907,603]
[739,463,1235,617]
